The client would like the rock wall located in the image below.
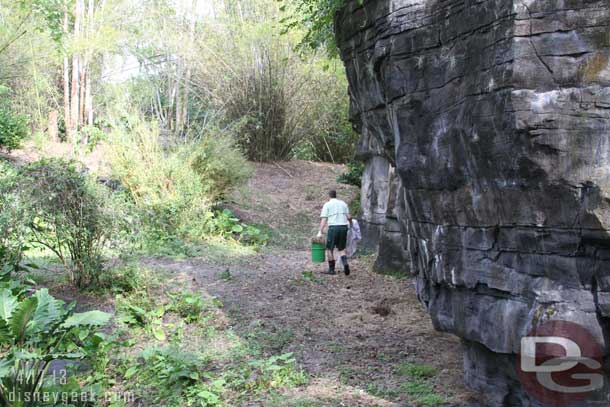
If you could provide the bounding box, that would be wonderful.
[336,0,610,404]
[358,154,410,274]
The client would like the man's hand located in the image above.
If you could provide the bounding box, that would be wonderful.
[316,231,323,238]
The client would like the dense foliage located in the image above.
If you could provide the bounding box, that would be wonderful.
[106,113,260,253]
[281,0,358,53]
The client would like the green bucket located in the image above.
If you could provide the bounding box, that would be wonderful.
[311,242,326,263]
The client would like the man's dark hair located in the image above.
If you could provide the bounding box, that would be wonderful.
[329,190,337,198]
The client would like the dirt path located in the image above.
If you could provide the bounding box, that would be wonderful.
[143,162,477,406]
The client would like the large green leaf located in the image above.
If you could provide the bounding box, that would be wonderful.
[13,350,43,360]
[10,297,38,344]
[0,288,17,322]
[61,311,111,328]
[27,289,64,336]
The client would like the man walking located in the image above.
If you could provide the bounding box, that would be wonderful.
[317,190,352,275]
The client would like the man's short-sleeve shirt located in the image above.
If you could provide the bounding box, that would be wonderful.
[321,198,350,226]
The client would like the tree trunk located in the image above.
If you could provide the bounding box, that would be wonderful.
[48,110,59,142]
[63,2,72,143]
[79,66,86,126]
[179,0,198,137]
[69,0,83,143]
[84,0,95,127]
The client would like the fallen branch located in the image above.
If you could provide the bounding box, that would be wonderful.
[274,162,294,178]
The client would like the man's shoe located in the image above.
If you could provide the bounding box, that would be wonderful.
[321,269,337,275]
[344,264,350,276]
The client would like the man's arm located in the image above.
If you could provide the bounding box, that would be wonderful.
[318,217,328,237]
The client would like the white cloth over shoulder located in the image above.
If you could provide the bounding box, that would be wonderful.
[347,220,362,257]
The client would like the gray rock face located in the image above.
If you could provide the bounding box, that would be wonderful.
[336,0,610,404]
[359,154,410,274]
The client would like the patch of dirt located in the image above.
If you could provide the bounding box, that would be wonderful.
[144,250,476,406]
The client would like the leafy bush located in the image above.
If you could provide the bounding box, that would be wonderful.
[222,48,301,162]
[191,134,253,201]
[294,65,359,163]
[280,0,353,54]
[128,346,214,405]
[337,161,364,187]
[107,116,253,250]
[229,352,308,393]
[0,287,111,406]
[0,87,28,151]
[204,209,270,246]
[81,124,107,152]
[116,291,163,328]
[17,159,123,288]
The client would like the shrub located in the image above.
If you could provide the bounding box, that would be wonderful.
[81,124,107,152]
[130,346,209,404]
[17,159,122,288]
[203,209,270,246]
[0,287,111,406]
[107,116,253,248]
[222,48,302,162]
[337,160,364,187]
[191,133,253,201]
[0,86,28,151]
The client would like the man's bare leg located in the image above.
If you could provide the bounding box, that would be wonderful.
[338,249,350,275]
[324,248,336,274]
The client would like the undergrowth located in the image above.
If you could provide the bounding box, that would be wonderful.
[103,265,309,406]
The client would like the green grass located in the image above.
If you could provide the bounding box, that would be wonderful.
[400,379,446,405]
[396,363,447,406]
[374,267,410,280]
[396,362,438,379]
